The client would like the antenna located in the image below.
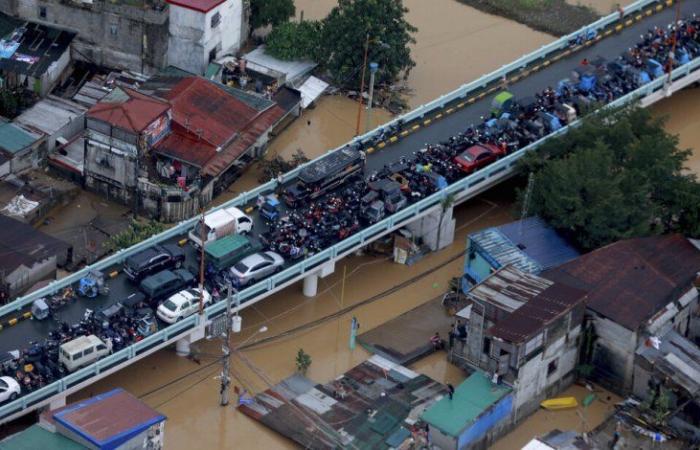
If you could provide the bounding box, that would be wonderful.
[519,172,535,237]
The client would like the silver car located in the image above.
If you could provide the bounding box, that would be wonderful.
[229,251,285,286]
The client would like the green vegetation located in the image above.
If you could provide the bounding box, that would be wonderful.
[455,0,599,36]
[250,0,296,32]
[295,348,312,374]
[105,220,167,251]
[518,106,700,251]
[266,0,416,87]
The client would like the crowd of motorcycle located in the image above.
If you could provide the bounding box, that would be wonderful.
[1,15,699,401]
[258,16,700,262]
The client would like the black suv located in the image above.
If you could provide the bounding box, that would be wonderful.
[123,244,185,282]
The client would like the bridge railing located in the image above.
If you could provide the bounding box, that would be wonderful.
[0,0,692,423]
[0,0,663,318]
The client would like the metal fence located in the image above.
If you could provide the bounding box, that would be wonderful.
[0,0,689,422]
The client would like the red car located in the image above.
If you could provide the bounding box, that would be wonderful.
[454,144,505,173]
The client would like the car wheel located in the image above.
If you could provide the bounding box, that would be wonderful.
[9,392,17,401]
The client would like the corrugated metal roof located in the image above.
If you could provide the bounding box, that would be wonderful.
[0,122,40,154]
[14,97,85,136]
[543,234,700,331]
[468,265,552,313]
[636,329,700,396]
[470,228,542,274]
[295,76,328,108]
[0,424,84,450]
[153,127,217,168]
[421,372,511,437]
[489,281,588,343]
[497,217,580,271]
[53,388,165,448]
[243,46,317,84]
[88,87,170,133]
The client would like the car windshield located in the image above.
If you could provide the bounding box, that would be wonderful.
[461,152,476,162]
[192,222,211,238]
[233,262,249,273]
[261,253,275,263]
[162,300,178,311]
[0,379,7,389]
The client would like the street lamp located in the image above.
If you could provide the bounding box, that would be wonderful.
[365,62,379,133]
[354,37,389,136]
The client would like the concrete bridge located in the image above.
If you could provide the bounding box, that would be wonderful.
[0,0,698,424]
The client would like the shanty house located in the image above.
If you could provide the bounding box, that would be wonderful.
[0,13,75,97]
[462,265,588,420]
[0,121,44,176]
[543,234,700,394]
[463,217,579,290]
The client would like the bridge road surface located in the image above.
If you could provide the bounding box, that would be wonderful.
[0,0,695,355]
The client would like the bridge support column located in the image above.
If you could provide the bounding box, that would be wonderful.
[303,273,319,297]
[407,205,456,252]
[49,395,66,411]
[176,336,192,356]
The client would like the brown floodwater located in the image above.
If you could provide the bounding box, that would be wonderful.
[650,87,700,176]
[65,1,700,449]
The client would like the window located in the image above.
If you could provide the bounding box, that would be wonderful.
[83,347,94,356]
[110,24,118,36]
[547,359,558,377]
[72,351,83,360]
[208,47,218,62]
[97,344,106,351]
[211,12,221,29]
[482,337,491,355]
[39,6,46,19]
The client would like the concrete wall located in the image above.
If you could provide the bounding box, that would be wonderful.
[4,256,56,297]
[168,1,243,74]
[591,314,638,393]
[139,178,214,223]
[84,136,138,204]
[4,0,169,74]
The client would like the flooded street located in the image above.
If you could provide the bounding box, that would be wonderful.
[64,1,700,449]
[651,87,700,176]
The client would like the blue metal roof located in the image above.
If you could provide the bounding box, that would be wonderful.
[470,217,579,274]
[0,122,40,154]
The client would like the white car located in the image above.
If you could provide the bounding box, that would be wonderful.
[229,251,285,287]
[157,288,212,324]
[0,376,20,403]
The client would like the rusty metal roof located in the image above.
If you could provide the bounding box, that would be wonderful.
[542,235,700,331]
[153,126,217,168]
[489,282,587,344]
[87,87,169,133]
[166,0,225,12]
[52,389,165,448]
[467,265,553,313]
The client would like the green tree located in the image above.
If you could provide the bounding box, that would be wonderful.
[319,0,417,87]
[518,106,700,250]
[265,20,322,61]
[105,220,167,251]
[249,0,296,32]
[295,348,312,374]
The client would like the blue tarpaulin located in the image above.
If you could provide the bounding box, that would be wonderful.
[0,40,19,59]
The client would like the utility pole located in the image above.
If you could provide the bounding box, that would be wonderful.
[220,283,233,406]
[198,209,206,315]
[365,62,379,133]
[354,33,371,136]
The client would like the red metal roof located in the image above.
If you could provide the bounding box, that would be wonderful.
[542,234,700,331]
[202,104,285,177]
[154,126,217,168]
[165,77,262,148]
[166,0,226,13]
[87,87,170,133]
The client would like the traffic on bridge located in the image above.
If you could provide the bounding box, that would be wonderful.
[0,0,698,423]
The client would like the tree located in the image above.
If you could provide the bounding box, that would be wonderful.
[105,220,167,251]
[265,21,322,61]
[319,0,417,87]
[249,0,296,32]
[517,105,700,250]
[295,348,312,374]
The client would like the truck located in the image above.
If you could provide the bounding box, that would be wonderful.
[188,206,254,248]
[203,234,263,273]
[283,147,364,208]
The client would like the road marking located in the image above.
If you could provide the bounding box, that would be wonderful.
[531,65,541,71]
[389,136,398,142]
[423,119,432,125]
[646,9,652,15]
[543,60,550,67]
[635,14,642,21]
[666,0,673,5]
[605,29,613,36]
[109,270,119,278]
[434,113,443,119]
[8,318,17,327]
[467,97,476,104]
[625,19,633,26]
[457,102,465,108]
[377,142,386,148]
[656,4,663,11]
[412,124,420,130]
[23,312,31,319]
[366,147,375,154]
[615,24,623,31]
[178,238,188,246]
[445,108,454,114]
[400,130,409,136]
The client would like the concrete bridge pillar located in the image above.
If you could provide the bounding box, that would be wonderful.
[49,395,66,411]
[407,205,456,252]
[176,336,192,356]
[303,273,319,297]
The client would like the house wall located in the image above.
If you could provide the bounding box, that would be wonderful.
[37,47,71,97]
[457,394,514,450]
[84,132,138,204]
[463,240,496,287]
[591,314,638,393]
[139,178,214,223]
[168,1,243,75]
[0,159,9,178]
[4,256,56,297]
[5,0,169,74]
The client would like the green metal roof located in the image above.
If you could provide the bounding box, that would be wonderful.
[421,372,511,438]
[205,234,249,259]
[0,425,86,450]
[0,122,40,154]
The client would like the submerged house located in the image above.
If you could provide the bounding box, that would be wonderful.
[461,265,588,421]
[543,234,700,394]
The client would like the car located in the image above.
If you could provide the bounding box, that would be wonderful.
[157,288,212,324]
[123,244,185,282]
[453,144,505,173]
[229,251,285,287]
[139,269,196,306]
[0,376,20,403]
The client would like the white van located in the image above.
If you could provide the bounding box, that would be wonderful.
[188,206,253,248]
[59,335,112,372]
